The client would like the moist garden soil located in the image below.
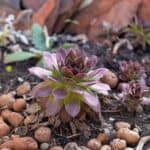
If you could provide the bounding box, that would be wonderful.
[0,38,150,148]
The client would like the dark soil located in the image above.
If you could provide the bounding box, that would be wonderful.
[0,38,150,148]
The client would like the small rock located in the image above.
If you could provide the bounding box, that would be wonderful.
[34,127,51,143]
[16,82,31,96]
[13,137,38,150]
[0,140,14,149]
[49,146,63,150]
[40,143,49,150]
[117,128,140,145]
[79,146,90,150]
[124,148,134,150]
[24,115,36,125]
[101,70,118,88]
[97,133,109,144]
[115,121,131,130]
[101,145,111,150]
[13,98,26,112]
[0,118,10,138]
[64,142,80,150]
[5,111,24,127]
[87,138,101,150]
[0,94,15,108]
[110,138,127,150]
[1,109,11,120]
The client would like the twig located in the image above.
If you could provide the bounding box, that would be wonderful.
[136,136,150,150]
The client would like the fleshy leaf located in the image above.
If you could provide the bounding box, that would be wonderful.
[31,82,52,97]
[90,82,110,95]
[43,52,58,70]
[32,24,47,51]
[29,67,51,79]
[83,91,100,112]
[65,102,80,117]
[45,98,62,116]
[52,89,67,100]
[4,51,38,64]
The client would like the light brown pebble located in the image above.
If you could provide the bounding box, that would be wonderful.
[101,70,118,88]
[49,146,63,150]
[24,115,36,125]
[124,148,134,150]
[1,109,11,120]
[87,138,101,150]
[101,145,111,150]
[110,138,127,150]
[64,142,79,150]
[0,94,15,108]
[13,137,38,150]
[34,127,51,143]
[97,133,109,144]
[13,98,26,112]
[5,111,24,127]
[0,140,14,149]
[0,118,10,138]
[40,143,49,150]
[80,146,90,150]
[117,128,140,145]
[115,121,131,130]
[16,81,31,96]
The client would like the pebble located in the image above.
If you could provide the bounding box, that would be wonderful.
[34,127,51,143]
[16,81,31,96]
[110,138,127,150]
[87,138,101,150]
[7,112,24,127]
[97,133,109,144]
[49,146,63,150]
[0,94,15,108]
[117,128,140,145]
[115,121,131,130]
[13,98,26,112]
[64,142,80,150]
[0,119,10,138]
[40,143,49,150]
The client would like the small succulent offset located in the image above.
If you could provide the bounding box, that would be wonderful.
[120,81,145,112]
[119,60,146,82]
[29,48,110,117]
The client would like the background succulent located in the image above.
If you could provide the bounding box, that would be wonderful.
[29,48,110,117]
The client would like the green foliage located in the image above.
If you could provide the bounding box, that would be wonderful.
[126,24,150,48]
[4,51,39,64]
[32,24,48,51]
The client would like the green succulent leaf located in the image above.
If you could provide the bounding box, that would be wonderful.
[4,51,39,64]
[32,24,47,51]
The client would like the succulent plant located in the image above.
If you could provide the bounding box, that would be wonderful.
[29,48,110,117]
[120,81,145,112]
[119,60,146,82]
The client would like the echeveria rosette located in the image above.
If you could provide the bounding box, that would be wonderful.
[120,81,148,112]
[29,49,110,117]
[119,60,146,82]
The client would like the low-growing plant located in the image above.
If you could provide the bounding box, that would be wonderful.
[4,24,54,64]
[119,60,146,82]
[120,81,145,112]
[125,24,150,49]
[29,48,111,117]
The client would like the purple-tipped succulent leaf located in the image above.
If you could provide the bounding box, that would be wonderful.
[29,67,51,79]
[90,83,111,95]
[31,82,52,97]
[83,91,100,112]
[45,98,62,116]
[65,102,80,117]
[43,52,58,70]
